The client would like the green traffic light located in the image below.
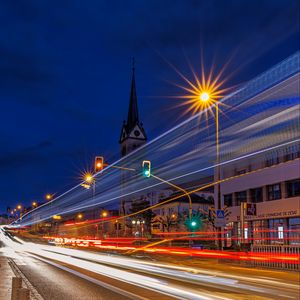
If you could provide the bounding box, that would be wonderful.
[142,160,151,178]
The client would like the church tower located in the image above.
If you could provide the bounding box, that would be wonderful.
[119,60,147,156]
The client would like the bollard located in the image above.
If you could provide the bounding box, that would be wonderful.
[11,277,22,300]
[17,288,30,300]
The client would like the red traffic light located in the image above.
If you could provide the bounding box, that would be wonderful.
[95,156,104,172]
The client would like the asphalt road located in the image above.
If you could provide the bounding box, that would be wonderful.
[1,229,299,300]
[12,253,133,300]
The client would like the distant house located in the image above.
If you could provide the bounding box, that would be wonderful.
[151,192,214,233]
[0,214,9,225]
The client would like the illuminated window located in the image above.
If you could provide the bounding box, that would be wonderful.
[244,228,248,240]
[278,226,284,239]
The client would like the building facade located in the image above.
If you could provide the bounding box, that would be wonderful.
[219,145,300,247]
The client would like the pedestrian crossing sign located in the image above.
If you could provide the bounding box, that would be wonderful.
[216,209,225,218]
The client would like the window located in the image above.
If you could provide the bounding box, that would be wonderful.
[278,226,284,239]
[283,153,294,162]
[265,156,279,167]
[286,179,300,198]
[224,194,233,207]
[267,184,281,200]
[236,169,246,175]
[235,191,247,206]
[288,217,300,245]
[250,187,263,203]
[244,228,248,240]
[268,218,285,244]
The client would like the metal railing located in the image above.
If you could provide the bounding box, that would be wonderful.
[251,244,300,270]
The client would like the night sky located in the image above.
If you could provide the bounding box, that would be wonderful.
[0,0,299,213]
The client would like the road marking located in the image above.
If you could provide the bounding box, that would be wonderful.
[29,254,155,300]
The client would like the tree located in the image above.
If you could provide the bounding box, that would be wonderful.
[152,214,180,232]
[128,196,155,233]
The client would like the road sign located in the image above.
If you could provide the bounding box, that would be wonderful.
[216,209,225,218]
[215,209,226,227]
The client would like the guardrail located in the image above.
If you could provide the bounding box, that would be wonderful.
[251,244,300,270]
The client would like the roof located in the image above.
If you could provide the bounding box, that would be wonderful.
[127,66,139,130]
[119,61,147,143]
[158,192,214,205]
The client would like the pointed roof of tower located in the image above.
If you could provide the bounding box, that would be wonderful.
[127,58,139,131]
[119,58,147,144]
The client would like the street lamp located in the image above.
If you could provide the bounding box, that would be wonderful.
[198,92,221,211]
[77,213,83,220]
[197,91,223,250]
[101,211,108,218]
[200,92,210,102]
[84,173,93,184]
[32,201,37,208]
[45,194,53,201]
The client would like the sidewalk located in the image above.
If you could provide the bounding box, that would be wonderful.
[0,255,14,300]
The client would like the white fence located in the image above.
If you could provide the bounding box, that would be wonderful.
[250,244,300,270]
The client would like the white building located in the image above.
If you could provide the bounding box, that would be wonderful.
[219,139,299,248]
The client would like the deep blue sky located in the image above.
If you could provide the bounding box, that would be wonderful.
[0,0,299,213]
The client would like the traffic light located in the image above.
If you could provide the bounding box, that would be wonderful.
[184,216,202,232]
[94,156,104,172]
[142,160,151,177]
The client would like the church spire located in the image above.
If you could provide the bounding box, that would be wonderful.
[127,57,139,131]
[119,58,147,151]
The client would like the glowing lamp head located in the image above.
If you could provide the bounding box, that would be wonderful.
[142,160,151,178]
[101,211,108,217]
[94,156,104,172]
[45,194,52,200]
[17,205,22,210]
[200,92,210,102]
[191,221,197,227]
[77,213,83,219]
[84,174,93,183]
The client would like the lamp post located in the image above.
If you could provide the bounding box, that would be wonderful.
[199,92,222,250]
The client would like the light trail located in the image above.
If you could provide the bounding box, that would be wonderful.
[1,229,299,299]
[9,53,300,228]
[43,156,299,233]
[39,235,300,265]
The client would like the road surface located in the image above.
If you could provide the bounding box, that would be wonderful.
[1,228,299,300]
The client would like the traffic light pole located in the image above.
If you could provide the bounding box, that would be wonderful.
[151,174,193,220]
